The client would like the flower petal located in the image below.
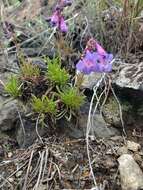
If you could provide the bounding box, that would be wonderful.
[96,42,107,55]
[59,16,68,33]
[50,11,59,26]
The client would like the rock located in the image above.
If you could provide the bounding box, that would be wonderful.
[117,146,128,156]
[8,152,13,158]
[0,99,18,131]
[134,153,142,163]
[8,178,14,183]
[57,102,120,139]
[78,71,102,89]
[118,154,143,190]
[21,48,55,57]
[90,114,120,138]
[0,54,19,73]
[110,136,123,141]
[16,170,23,178]
[127,141,141,152]
[114,62,143,91]
[78,102,120,138]
[16,119,49,148]
[56,118,84,139]
[103,96,121,127]
[38,184,47,190]
[30,58,47,71]
[105,157,116,168]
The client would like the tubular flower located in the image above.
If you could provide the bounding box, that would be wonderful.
[76,38,114,74]
[50,10,60,26]
[49,0,72,33]
[95,42,113,72]
[59,16,68,33]
[50,10,68,33]
[76,50,98,74]
[95,53,113,73]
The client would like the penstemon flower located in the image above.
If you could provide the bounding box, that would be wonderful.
[76,38,113,74]
[49,0,72,33]
[76,50,98,74]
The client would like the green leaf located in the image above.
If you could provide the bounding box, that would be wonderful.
[46,57,69,85]
[59,87,85,110]
[31,95,57,115]
[4,75,22,98]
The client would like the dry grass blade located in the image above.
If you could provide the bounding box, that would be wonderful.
[34,151,45,190]
[23,150,34,190]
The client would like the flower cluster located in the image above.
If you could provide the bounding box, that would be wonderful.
[49,0,72,33]
[76,38,113,74]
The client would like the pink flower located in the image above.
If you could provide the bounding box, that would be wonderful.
[95,42,107,55]
[59,16,68,33]
[76,51,98,74]
[76,38,114,74]
[50,10,68,33]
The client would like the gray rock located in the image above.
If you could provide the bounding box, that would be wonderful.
[79,102,120,138]
[16,170,23,178]
[16,119,49,148]
[8,178,14,183]
[103,96,121,127]
[56,118,84,139]
[0,99,18,131]
[30,57,47,71]
[0,54,19,73]
[76,71,102,89]
[57,102,120,139]
[117,146,128,156]
[114,62,143,91]
[127,140,141,152]
[118,154,143,190]
[89,113,120,138]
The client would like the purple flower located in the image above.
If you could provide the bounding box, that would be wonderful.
[50,10,68,33]
[95,42,107,55]
[95,53,113,73]
[48,0,72,33]
[76,40,114,74]
[76,51,98,74]
[95,42,113,72]
[50,10,60,26]
[59,16,68,33]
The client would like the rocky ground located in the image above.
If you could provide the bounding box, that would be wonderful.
[0,52,143,189]
[0,0,143,190]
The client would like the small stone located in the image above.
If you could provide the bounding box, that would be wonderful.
[139,151,143,156]
[127,141,141,152]
[117,146,128,156]
[16,171,23,178]
[118,154,143,190]
[79,72,102,89]
[8,152,13,158]
[0,99,18,131]
[110,136,122,141]
[8,178,14,183]
[134,153,142,163]
[105,158,115,168]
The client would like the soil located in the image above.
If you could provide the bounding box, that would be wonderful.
[0,127,143,190]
